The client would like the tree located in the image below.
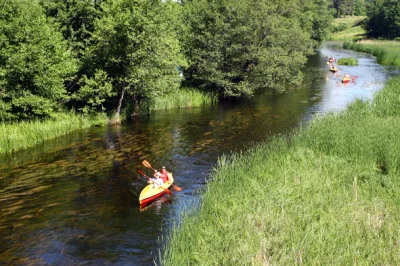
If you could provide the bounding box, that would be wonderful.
[365,0,400,39]
[0,0,78,121]
[87,0,186,122]
[355,0,366,15]
[180,0,329,97]
[39,0,101,58]
[331,0,360,17]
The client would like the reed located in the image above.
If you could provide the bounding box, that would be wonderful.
[344,40,400,66]
[148,87,217,112]
[0,113,107,154]
[161,78,400,265]
[337,57,358,66]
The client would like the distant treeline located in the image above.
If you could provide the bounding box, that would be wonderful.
[329,0,400,40]
[364,0,400,39]
[330,0,369,17]
[0,0,333,123]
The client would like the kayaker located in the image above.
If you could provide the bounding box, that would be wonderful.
[154,166,170,183]
[344,73,350,79]
[150,172,164,188]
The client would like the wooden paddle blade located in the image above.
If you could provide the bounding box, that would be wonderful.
[165,188,172,195]
[142,160,156,170]
[172,184,182,192]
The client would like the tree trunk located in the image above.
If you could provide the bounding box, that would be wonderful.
[111,87,125,125]
[132,95,140,117]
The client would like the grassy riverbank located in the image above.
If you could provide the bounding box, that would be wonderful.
[0,88,215,155]
[0,113,108,154]
[344,40,400,66]
[161,77,400,265]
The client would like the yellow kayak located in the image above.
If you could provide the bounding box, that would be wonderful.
[139,173,174,207]
[329,68,338,72]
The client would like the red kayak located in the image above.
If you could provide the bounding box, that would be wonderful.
[139,173,174,207]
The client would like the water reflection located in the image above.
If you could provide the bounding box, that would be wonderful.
[0,41,398,265]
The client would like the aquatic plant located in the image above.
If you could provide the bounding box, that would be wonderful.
[337,57,358,66]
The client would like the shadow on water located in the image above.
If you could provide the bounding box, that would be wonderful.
[0,41,399,265]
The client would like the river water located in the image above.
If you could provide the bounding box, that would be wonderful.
[0,42,398,265]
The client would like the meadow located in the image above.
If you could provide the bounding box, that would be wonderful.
[161,77,400,264]
[329,16,366,41]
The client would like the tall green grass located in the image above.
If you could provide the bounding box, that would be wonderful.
[148,87,217,113]
[337,57,358,66]
[344,40,400,66]
[160,78,400,265]
[0,113,107,154]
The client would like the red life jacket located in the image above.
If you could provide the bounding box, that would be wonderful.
[160,170,169,183]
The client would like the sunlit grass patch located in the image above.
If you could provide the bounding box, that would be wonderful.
[344,40,400,66]
[329,16,366,41]
[0,113,108,154]
[149,87,217,112]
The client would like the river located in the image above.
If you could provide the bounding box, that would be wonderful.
[0,42,398,265]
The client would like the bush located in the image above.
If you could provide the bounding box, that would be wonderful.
[11,95,55,120]
[331,23,348,33]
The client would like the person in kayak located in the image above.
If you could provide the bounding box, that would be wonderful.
[150,172,164,188]
[154,166,170,183]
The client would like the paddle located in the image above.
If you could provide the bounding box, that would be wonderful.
[142,160,183,192]
[137,169,172,196]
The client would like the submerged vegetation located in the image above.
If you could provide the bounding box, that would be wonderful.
[0,88,216,155]
[161,77,400,265]
[337,57,358,65]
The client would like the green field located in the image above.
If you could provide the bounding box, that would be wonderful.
[329,16,366,41]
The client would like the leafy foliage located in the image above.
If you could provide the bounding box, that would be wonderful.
[365,0,400,39]
[73,70,115,114]
[0,0,78,121]
[0,0,333,121]
[87,0,186,116]
[180,0,330,97]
